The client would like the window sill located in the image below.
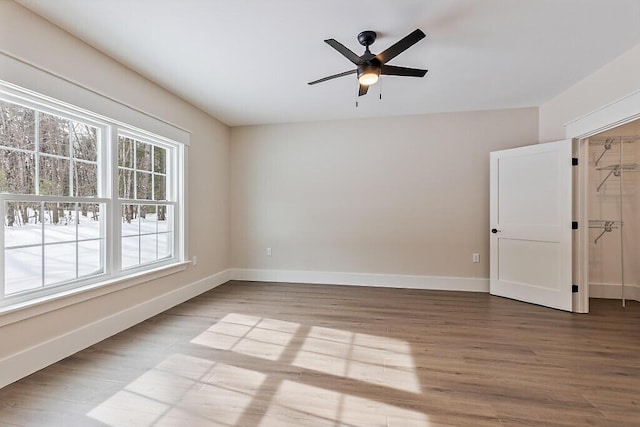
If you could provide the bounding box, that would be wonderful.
[0,261,190,328]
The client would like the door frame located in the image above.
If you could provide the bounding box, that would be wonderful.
[564,89,640,313]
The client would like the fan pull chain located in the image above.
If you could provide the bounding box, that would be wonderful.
[379,76,382,100]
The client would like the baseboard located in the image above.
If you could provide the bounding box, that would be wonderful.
[0,269,232,389]
[589,282,640,302]
[231,268,489,292]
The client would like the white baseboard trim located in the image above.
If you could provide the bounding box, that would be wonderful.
[231,269,489,292]
[589,282,640,302]
[0,269,231,389]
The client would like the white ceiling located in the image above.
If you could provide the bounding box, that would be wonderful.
[15,0,640,127]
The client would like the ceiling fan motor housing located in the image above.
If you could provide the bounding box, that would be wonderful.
[357,30,377,47]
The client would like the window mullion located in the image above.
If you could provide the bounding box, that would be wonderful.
[175,145,184,261]
[75,202,79,280]
[151,145,155,201]
[133,141,137,200]
[0,200,5,299]
[40,201,44,289]
[108,125,119,276]
[155,204,159,261]
[69,120,74,197]
[138,204,141,265]
[34,110,40,195]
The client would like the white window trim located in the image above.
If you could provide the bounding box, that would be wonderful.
[0,53,190,146]
[0,77,188,312]
[0,261,190,328]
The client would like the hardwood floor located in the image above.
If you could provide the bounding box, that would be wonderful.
[0,281,639,426]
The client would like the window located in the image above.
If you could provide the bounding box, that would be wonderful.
[0,83,183,306]
[117,135,174,269]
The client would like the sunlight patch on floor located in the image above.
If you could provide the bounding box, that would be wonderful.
[293,326,420,393]
[90,314,427,426]
[87,389,169,427]
[260,380,430,427]
[87,353,266,426]
[191,314,301,361]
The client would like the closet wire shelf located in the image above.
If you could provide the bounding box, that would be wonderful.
[588,220,622,244]
[594,138,614,166]
[595,163,639,192]
[589,134,638,307]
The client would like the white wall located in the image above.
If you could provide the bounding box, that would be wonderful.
[230,108,538,285]
[539,42,640,142]
[0,2,230,387]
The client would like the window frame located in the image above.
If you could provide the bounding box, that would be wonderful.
[0,81,185,308]
[114,128,181,273]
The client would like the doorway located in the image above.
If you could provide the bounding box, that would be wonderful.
[489,91,640,313]
[566,90,640,313]
[579,120,639,310]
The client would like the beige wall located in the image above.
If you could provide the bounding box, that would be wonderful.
[539,42,640,142]
[0,2,229,377]
[230,108,538,279]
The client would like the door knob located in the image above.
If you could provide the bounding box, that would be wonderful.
[491,228,500,234]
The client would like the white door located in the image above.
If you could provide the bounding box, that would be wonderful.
[490,140,573,311]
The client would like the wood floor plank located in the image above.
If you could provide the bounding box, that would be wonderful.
[0,281,638,426]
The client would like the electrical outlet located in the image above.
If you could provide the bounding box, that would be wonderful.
[192,255,198,266]
[472,253,480,263]
[266,247,272,257]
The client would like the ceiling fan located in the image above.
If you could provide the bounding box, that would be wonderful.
[308,29,428,96]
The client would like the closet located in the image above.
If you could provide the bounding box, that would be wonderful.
[586,120,639,306]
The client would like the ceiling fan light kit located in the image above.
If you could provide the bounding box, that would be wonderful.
[308,29,428,97]
[358,64,380,86]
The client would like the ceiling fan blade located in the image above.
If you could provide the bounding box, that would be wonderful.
[381,65,428,77]
[324,39,362,65]
[358,84,369,97]
[376,29,426,64]
[308,69,357,85]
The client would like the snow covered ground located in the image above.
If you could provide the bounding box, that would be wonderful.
[4,211,171,296]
